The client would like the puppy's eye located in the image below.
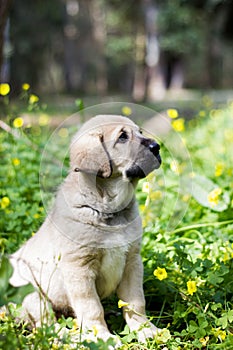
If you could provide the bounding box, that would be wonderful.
[118,130,129,143]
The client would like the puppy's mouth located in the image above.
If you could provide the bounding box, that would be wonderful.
[125,139,161,179]
[154,153,162,166]
[143,138,162,168]
[125,158,161,179]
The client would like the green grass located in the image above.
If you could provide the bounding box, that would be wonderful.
[1,91,233,349]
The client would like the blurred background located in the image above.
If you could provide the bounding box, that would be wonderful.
[0,0,233,102]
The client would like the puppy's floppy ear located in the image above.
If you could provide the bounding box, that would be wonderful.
[70,131,112,178]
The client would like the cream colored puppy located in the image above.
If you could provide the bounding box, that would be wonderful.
[10,115,162,342]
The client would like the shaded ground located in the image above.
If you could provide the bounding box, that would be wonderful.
[9,88,233,132]
[19,88,232,113]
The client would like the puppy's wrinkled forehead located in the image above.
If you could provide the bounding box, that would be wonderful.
[77,114,138,138]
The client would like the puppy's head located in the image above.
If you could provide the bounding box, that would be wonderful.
[70,115,161,180]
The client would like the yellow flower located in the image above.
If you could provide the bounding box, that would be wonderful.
[92,325,98,336]
[218,330,226,341]
[215,163,224,177]
[29,94,39,104]
[170,160,181,175]
[212,328,226,341]
[0,83,10,96]
[68,316,79,336]
[63,345,72,350]
[22,83,30,91]
[38,114,50,126]
[222,251,230,262]
[0,311,6,320]
[142,218,147,228]
[146,172,155,182]
[199,110,206,118]
[210,109,221,119]
[158,179,164,187]
[13,117,24,128]
[167,109,178,119]
[58,128,69,138]
[33,213,40,219]
[72,318,79,330]
[199,336,209,346]
[12,158,20,166]
[118,299,129,308]
[182,194,191,202]
[1,196,10,209]
[224,129,233,141]
[139,204,145,212]
[171,118,185,132]
[142,181,150,193]
[187,280,197,295]
[150,190,162,201]
[122,106,132,116]
[154,328,171,344]
[207,188,222,207]
[153,267,168,281]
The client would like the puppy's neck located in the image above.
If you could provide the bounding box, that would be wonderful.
[67,172,137,214]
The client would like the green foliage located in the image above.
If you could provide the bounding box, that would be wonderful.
[1,93,233,348]
[0,125,46,253]
[137,99,233,348]
[10,0,64,89]
[158,0,204,55]
[191,174,230,212]
[0,255,34,307]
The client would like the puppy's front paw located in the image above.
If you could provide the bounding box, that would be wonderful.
[84,328,122,348]
[137,322,161,343]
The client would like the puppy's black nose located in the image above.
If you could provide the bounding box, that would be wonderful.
[149,141,160,156]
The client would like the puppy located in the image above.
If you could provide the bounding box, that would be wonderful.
[10,115,162,342]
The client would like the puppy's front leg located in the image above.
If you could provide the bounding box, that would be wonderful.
[63,271,111,341]
[117,243,160,342]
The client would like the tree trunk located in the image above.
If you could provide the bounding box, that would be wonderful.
[0,0,12,81]
[132,29,146,101]
[89,0,108,95]
[141,0,165,101]
[63,0,93,92]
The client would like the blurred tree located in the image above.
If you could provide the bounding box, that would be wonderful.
[0,0,12,81]
[104,0,140,94]
[89,0,108,95]
[157,0,204,89]
[3,0,233,95]
[142,0,164,100]
[202,0,233,87]
[9,0,64,93]
[63,0,92,92]
[64,0,108,95]
[157,0,233,89]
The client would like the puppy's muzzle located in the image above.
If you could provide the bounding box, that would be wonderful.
[141,138,162,165]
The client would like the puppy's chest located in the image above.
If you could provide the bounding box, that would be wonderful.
[96,247,128,299]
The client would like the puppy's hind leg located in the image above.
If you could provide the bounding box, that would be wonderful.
[21,291,54,328]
